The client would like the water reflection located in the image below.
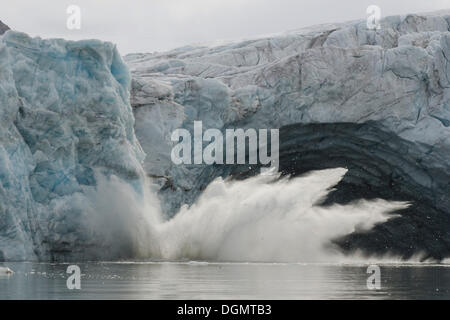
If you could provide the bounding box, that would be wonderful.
[0,262,449,299]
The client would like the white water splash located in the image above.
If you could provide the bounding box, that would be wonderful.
[85,168,409,263]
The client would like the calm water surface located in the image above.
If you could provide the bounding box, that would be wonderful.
[0,262,449,299]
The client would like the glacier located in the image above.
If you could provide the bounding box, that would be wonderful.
[126,11,450,259]
[0,30,146,261]
[0,11,450,261]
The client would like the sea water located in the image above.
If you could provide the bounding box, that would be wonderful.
[0,262,449,299]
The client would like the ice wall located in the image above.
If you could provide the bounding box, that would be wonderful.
[0,31,145,261]
[1,11,450,261]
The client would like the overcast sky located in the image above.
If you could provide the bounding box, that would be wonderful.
[1,0,449,54]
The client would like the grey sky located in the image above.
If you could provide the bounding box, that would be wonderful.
[1,0,449,54]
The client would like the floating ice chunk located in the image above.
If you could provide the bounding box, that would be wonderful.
[0,267,13,275]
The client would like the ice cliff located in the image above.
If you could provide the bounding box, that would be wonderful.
[1,11,450,261]
[126,11,450,259]
[0,31,145,261]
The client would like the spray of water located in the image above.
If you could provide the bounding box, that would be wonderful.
[83,168,409,263]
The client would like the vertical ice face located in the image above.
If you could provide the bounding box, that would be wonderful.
[0,37,38,261]
[0,31,146,261]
